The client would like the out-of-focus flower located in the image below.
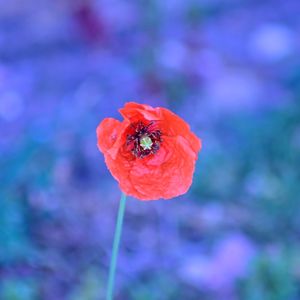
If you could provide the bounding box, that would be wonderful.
[73,2,106,43]
[0,91,24,122]
[96,102,201,200]
[249,23,295,62]
[180,234,255,291]
[205,70,262,112]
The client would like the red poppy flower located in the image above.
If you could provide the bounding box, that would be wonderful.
[96,102,202,200]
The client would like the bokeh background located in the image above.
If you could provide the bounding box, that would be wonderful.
[1,0,300,299]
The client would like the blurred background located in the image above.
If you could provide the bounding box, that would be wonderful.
[0,0,300,299]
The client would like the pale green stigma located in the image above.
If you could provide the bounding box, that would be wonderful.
[140,136,153,150]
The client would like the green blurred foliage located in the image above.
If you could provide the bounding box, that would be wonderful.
[240,248,298,300]
[0,278,38,300]
[69,269,105,300]
[129,272,180,300]
[0,197,32,263]
[195,104,300,237]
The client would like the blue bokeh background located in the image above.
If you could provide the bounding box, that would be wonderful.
[1,0,300,299]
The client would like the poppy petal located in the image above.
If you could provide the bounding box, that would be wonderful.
[96,102,202,200]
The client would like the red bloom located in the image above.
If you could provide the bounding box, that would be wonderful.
[96,102,202,200]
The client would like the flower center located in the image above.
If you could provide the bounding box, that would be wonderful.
[140,136,153,150]
[126,121,162,158]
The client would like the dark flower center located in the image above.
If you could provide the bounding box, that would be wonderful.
[126,121,162,158]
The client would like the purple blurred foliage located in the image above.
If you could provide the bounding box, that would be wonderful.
[0,0,300,299]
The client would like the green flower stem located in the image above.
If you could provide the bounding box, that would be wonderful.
[106,192,127,300]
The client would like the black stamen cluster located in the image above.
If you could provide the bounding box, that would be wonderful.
[126,121,162,158]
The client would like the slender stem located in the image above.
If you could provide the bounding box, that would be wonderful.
[106,192,127,300]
